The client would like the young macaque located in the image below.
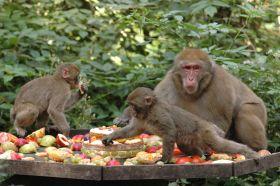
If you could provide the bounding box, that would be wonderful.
[103,87,260,163]
[10,63,87,137]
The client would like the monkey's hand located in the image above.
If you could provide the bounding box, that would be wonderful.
[102,136,114,146]
[78,83,88,96]
[113,117,129,127]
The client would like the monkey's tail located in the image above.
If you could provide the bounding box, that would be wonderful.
[10,107,16,125]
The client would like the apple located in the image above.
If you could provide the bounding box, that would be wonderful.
[10,152,22,160]
[72,135,84,143]
[258,149,271,156]
[1,141,18,152]
[146,146,161,153]
[58,147,73,154]
[139,133,150,139]
[35,152,48,157]
[7,133,18,143]
[15,138,28,147]
[191,155,204,164]
[173,148,183,156]
[70,154,83,164]
[39,135,56,147]
[22,157,35,161]
[45,147,57,154]
[28,141,39,148]
[48,149,72,162]
[71,143,82,151]
[79,153,87,159]
[32,127,46,138]
[175,157,193,164]
[0,132,10,143]
[56,134,70,147]
[106,159,121,166]
[19,143,37,154]
[0,147,4,154]
[232,154,246,161]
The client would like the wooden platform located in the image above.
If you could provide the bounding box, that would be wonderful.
[1,129,279,180]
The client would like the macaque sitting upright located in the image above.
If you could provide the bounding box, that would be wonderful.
[10,63,86,137]
[103,87,260,163]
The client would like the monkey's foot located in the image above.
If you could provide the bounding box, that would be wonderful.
[16,127,26,137]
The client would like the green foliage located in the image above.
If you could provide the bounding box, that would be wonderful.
[0,0,279,183]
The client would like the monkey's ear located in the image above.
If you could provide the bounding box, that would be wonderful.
[62,67,70,78]
[144,96,153,106]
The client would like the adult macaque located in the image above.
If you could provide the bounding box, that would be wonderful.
[103,87,259,163]
[115,48,267,151]
[10,64,86,137]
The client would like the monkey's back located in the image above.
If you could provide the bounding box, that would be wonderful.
[163,101,211,133]
[14,76,68,112]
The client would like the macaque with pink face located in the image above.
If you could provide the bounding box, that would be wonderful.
[116,48,267,152]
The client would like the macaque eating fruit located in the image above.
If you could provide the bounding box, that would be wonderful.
[10,63,86,137]
[103,87,260,163]
[115,48,267,151]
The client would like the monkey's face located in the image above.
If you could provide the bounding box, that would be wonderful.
[174,49,213,95]
[127,87,156,118]
[61,64,80,89]
[178,60,204,94]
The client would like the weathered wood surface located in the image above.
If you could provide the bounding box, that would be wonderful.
[102,163,233,180]
[233,152,280,176]
[2,160,102,180]
[2,152,280,180]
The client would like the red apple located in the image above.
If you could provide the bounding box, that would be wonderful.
[139,133,150,139]
[173,148,183,156]
[71,143,82,151]
[175,157,193,164]
[79,153,87,159]
[72,135,84,143]
[106,159,121,166]
[10,152,22,160]
[56,134,70,147]
[258,149,271,157]
[191,155,204,164]
[146,146,161,153]
[15,138,28,147]
[0,147,4,154]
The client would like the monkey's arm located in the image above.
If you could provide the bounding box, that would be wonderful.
[102,121,144,146]
[113,106,132,126]
[47,95,70,136]
[64,92,84,111]
[156,118,176,163]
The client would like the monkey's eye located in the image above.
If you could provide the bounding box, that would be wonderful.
[183,66,191,70]
[193,65,200,70]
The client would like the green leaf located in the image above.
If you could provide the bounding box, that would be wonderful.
[204,6,217,17]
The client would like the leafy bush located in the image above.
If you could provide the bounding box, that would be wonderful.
[0,0,279,183]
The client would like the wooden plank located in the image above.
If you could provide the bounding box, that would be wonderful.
[103,163,233,180]
[2,160,102,180]
[233,152,280,176]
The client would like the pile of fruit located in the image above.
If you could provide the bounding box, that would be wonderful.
[0,127,271,166]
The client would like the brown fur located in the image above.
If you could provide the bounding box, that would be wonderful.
[116,48,267,151]
[10,63,86,136]
[103,87,260,163]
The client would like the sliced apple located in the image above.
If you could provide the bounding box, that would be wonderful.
[56,134,70,147]
[26,127,45,141]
